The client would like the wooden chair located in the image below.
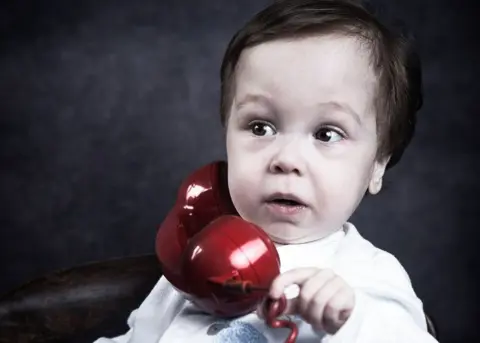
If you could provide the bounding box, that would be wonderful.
[0,254,439,343]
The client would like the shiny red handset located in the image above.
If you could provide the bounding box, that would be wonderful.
[155,161,298,343]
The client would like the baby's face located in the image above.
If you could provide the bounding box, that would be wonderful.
[226,34,388,244]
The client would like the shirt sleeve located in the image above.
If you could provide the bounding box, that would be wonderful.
[321,251,439,343]
[92,310,136,343]
[93,276,185,343]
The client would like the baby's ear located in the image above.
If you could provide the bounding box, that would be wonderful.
[368,156,390,195]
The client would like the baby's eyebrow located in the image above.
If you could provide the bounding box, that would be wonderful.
[235,94,272,111]
[234,95,362,125]
[318,101,362,125]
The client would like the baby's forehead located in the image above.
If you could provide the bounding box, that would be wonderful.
[233,35,378,117]
[236,35,377,88]
[238,34,374,70]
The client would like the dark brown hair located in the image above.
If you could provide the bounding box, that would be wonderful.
[219,0,422,170]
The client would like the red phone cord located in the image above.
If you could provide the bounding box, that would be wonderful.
[263,295,299,343]
[218,279,299,343]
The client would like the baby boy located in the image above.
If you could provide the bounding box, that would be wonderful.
[95,0,437,342]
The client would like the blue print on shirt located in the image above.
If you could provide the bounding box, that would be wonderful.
[210,320,268,343]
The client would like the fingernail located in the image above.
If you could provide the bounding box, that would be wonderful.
[339,309,351,322]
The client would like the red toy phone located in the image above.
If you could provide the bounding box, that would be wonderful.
[155,161,298,342]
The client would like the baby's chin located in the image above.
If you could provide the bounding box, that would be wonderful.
[259,222,330,245]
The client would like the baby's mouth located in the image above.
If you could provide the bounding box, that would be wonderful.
[269,199,304,206]
[266,193,307,208]
[265,196,307,216]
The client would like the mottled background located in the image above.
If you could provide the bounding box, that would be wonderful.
[0,0,478,342]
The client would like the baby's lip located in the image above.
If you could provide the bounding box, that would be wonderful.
[265,192,308,206]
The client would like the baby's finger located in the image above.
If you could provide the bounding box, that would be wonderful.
[305,277,344,330]
[322,286,355,333]
[297,269,336,315]
[280,297,298,315]
[269,267,319,299]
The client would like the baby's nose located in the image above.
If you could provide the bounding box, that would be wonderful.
[268,139,306,175]
[269,159,301,175]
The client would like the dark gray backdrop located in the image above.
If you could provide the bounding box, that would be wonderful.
[0,0,478,342]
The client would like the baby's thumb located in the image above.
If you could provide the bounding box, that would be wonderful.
[256,303,265,319]
[255,298,267,319]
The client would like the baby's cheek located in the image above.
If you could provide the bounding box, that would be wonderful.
[323,181,365,220]
[228,174,258,218]
[229,179,253,208]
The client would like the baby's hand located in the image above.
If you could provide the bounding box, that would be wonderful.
[262,268,355,334]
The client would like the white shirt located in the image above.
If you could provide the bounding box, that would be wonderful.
[94,223,438,343]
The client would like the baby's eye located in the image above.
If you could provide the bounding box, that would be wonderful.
[249,121,276,136]
[315,128,344,143]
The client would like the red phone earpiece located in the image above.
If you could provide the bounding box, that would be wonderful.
[180,215,279,317]
[181,216,298,342]
[182,215,298,343]
[155,162,298,342]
